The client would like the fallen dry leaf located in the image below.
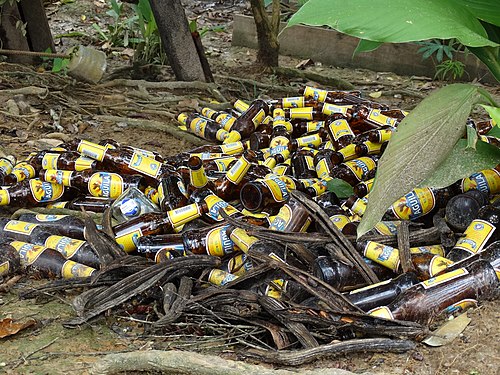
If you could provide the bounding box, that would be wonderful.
[369,91,382,98]
[0,317,36,338]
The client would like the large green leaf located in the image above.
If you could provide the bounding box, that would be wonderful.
[353,39,383,55]
[286,0,498,48]
[418,139,500,188]
[357,84,486,237]
[452,0,500,27]
[480,105,500,126]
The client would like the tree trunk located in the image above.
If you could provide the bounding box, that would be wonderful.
[249,0,280,67]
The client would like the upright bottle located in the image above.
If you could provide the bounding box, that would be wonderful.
[186,156,215,195]
[368,260,499,324]
[446,205,499,262]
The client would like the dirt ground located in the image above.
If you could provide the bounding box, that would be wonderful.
[0,1,499,374]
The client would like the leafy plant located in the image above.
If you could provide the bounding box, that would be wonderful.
[435,59,466,80]
[40,48,70,74]
[286,0,500,236]
[92,0,137,47]
[287,0,500,81]
[416,39,462,62]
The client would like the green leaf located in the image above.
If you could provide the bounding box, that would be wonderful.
[487,126,500,137]
[468,45,500,81]
[286,0,498,48]
[480,105,500,125]
[452,0,500,27]
[327,178,354,198]
[418,139,500,189]
[358,84,485,237]
[353,39,382,55]
[466,124,478,149]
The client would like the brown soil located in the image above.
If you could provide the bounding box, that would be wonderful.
[0,1,499,374]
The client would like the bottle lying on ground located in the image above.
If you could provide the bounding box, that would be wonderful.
[0,218,100,268]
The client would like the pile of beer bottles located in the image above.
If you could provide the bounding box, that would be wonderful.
[0,85,499,326]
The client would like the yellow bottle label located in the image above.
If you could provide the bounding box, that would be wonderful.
[87,172,124,198]
[251,109,266,126]
[269,136,290,155]
[190,167,208,189]
[297,133,322,149]
[177,113,188,125]
[230,228,258,253]
[11,162,36,182]
[204,194,239,221]
[278,175,296,191]
[228,253,253,276]
[44,235,85,259]
[201,107,217,118]
[189,117,208,138]
[323,141,335,150]
[344,157,377,182]
[217,114,236,131]
[322,104,351,115]
[265,279,286,299]
[350,197,367,216]
[226,156,251,184]
[368,109,398,126]
[328,119,354,141]
[337,143,357,161]
[377,129,393,143]
[289,107,313,120]
[233,99,249,112]
[262,115,273,125]
[115,228,143,253]
[368,306,394,320]
[77,140,107,161]
[349,278,393,295]
[29,179,64,203]
[462,168,500,194]
[421,268,469,289]
[308,179,329,196]
[220,141,245,155]
[390,187,436,220]
[216,129,229,142]
[74,157,95,171]
[44,169,73,186]
[208,269,238,286]
[128,152,162,178]
[410,245,445,257]
[41,153,60,170]
[0,260,9,277]
[428,255,454,277]
[261,176,289,202]
[282,96,305,108]
[357,178,374,196]
[145,186,160,205]
[453,219,495,255]
[34,214,68,222]
[362,141,383,154]
[363,241,400,272]
[10,241,46,266]
[273,108,286,122]
[167,203,202,227]
[213,157,236,171]
[300,178,319,188]
[330,214,350,230]
[46,201,68,209]
[303,86,327,102]
[0,190,11,205]
[304,155,315,171]
[269,204,292,231]
[273,164,289,176]
[445,298,478,314]
[315,158,332,179]
[306,121,324,133]
[263,157,277,169]
[4,220,38,235]
[61,260,95,279]
[206,225,234,257]
[0,158,13,174]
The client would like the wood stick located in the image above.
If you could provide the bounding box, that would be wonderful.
[397,221,414,273]
[243,338,416,366]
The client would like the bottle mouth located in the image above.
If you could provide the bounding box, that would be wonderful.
[240,183,263,212]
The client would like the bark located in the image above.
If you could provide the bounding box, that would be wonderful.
[249,0,280,67]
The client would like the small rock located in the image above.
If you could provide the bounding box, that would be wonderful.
[411,351,424,361]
